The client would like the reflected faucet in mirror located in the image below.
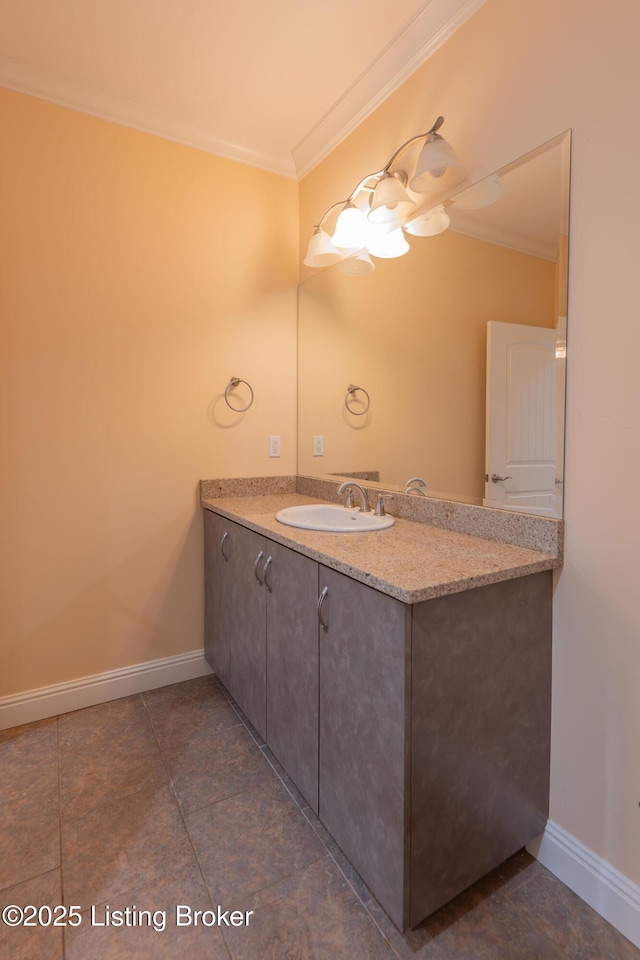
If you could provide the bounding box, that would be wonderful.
[404,477,428,496]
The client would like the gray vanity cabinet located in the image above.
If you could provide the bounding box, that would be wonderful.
[225,521,269,740]
[204,513,319,803]
[266,542,319,812]
[318,565,411,930]
[409,572,552,926]
[205,508,552,934]
[203,509,233,690]
[316,566,551,931]
[204,512,268,739]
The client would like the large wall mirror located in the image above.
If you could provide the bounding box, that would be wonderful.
[298,132,570,517]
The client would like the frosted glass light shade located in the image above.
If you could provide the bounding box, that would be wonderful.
[368,174,416,223]
[404,204,450,237]
[367,227,410,259]
[336,250,375,275]
[303,228,341,267]
[331,202,368,250]
[409,133,465,193]
[450,173,502,209]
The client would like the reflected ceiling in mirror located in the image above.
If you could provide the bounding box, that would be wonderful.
[298,132,570,518]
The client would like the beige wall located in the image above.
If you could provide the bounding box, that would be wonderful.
[0,88,298,697]
[301,0,640,888]
[3,0,639,898]
[299,230,555,494]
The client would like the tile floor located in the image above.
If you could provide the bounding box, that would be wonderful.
[1,674,639,960]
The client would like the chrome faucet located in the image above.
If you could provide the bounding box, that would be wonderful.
[337,481,371,513]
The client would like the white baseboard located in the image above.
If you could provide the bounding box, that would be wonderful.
[0,650,212,730]
[528,820,640,949]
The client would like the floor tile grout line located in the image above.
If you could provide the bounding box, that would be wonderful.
[60,694,232,948]
[212,681,401,956]
[140,692,175,788]
[0,867,63,900]
[323,851,403,960]
[165,677,342,958]
[170,782,235,960]
[294,803,403,958]
[60,862,210,920]
[215,861,330,960]
[59,693,199,939]
[305,824,402,956]
[55,694,242,822]
[58,771,172,825]
[57,692,173,821]
[157,719,247,766]
[141,690,234,960]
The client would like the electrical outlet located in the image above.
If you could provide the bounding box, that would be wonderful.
[312,435,324,456]
[269,435,281,458]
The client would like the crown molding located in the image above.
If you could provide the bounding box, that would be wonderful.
[292,0,487,178]
[449,214,559,261]
[0,52,298,178]
[0,0,485,181]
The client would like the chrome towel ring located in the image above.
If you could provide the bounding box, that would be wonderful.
[345,384,370,416]
[224,377,254,413]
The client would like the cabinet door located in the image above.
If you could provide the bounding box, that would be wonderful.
[319,566,411,931]
[228,523,267,740]
[410,571,552,926]
[266,541,319,812]
[204,510,232,689]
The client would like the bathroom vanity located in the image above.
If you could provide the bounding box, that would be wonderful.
[201,481,559,931]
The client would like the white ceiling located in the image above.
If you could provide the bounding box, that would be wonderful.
[0,0,485,178]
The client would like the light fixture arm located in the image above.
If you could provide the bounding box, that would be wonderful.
[312,117,446,229]
[315,200,352,230]
[382,116,445,173]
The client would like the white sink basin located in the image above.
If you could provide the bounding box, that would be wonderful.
[276,503,394,533]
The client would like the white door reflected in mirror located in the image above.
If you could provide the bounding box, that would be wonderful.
[485,321,563,517]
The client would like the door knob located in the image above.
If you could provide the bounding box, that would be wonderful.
[491,473,513,483]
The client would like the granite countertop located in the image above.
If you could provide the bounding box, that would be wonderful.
[201,492,560,604]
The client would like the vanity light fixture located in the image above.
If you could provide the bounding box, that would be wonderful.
[448,173,502,210]
[404,204,450,237]
[336,249,375,275]
[331,200,369,250]
[409,118,465,192]
[368,173,416,223]
[304,226,342,267]
[303,116,464,271]
[367,226,410,259]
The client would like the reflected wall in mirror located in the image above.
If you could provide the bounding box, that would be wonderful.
[298,132,570,517]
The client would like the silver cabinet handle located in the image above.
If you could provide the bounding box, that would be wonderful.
[317,586,329,631]
[253,550,264,585]
[263,556,273,592]
[491,473,513,483]
[220,531,230,560]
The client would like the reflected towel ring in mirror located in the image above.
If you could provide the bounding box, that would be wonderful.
[345,384,371,415]
[224,377,254,413]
